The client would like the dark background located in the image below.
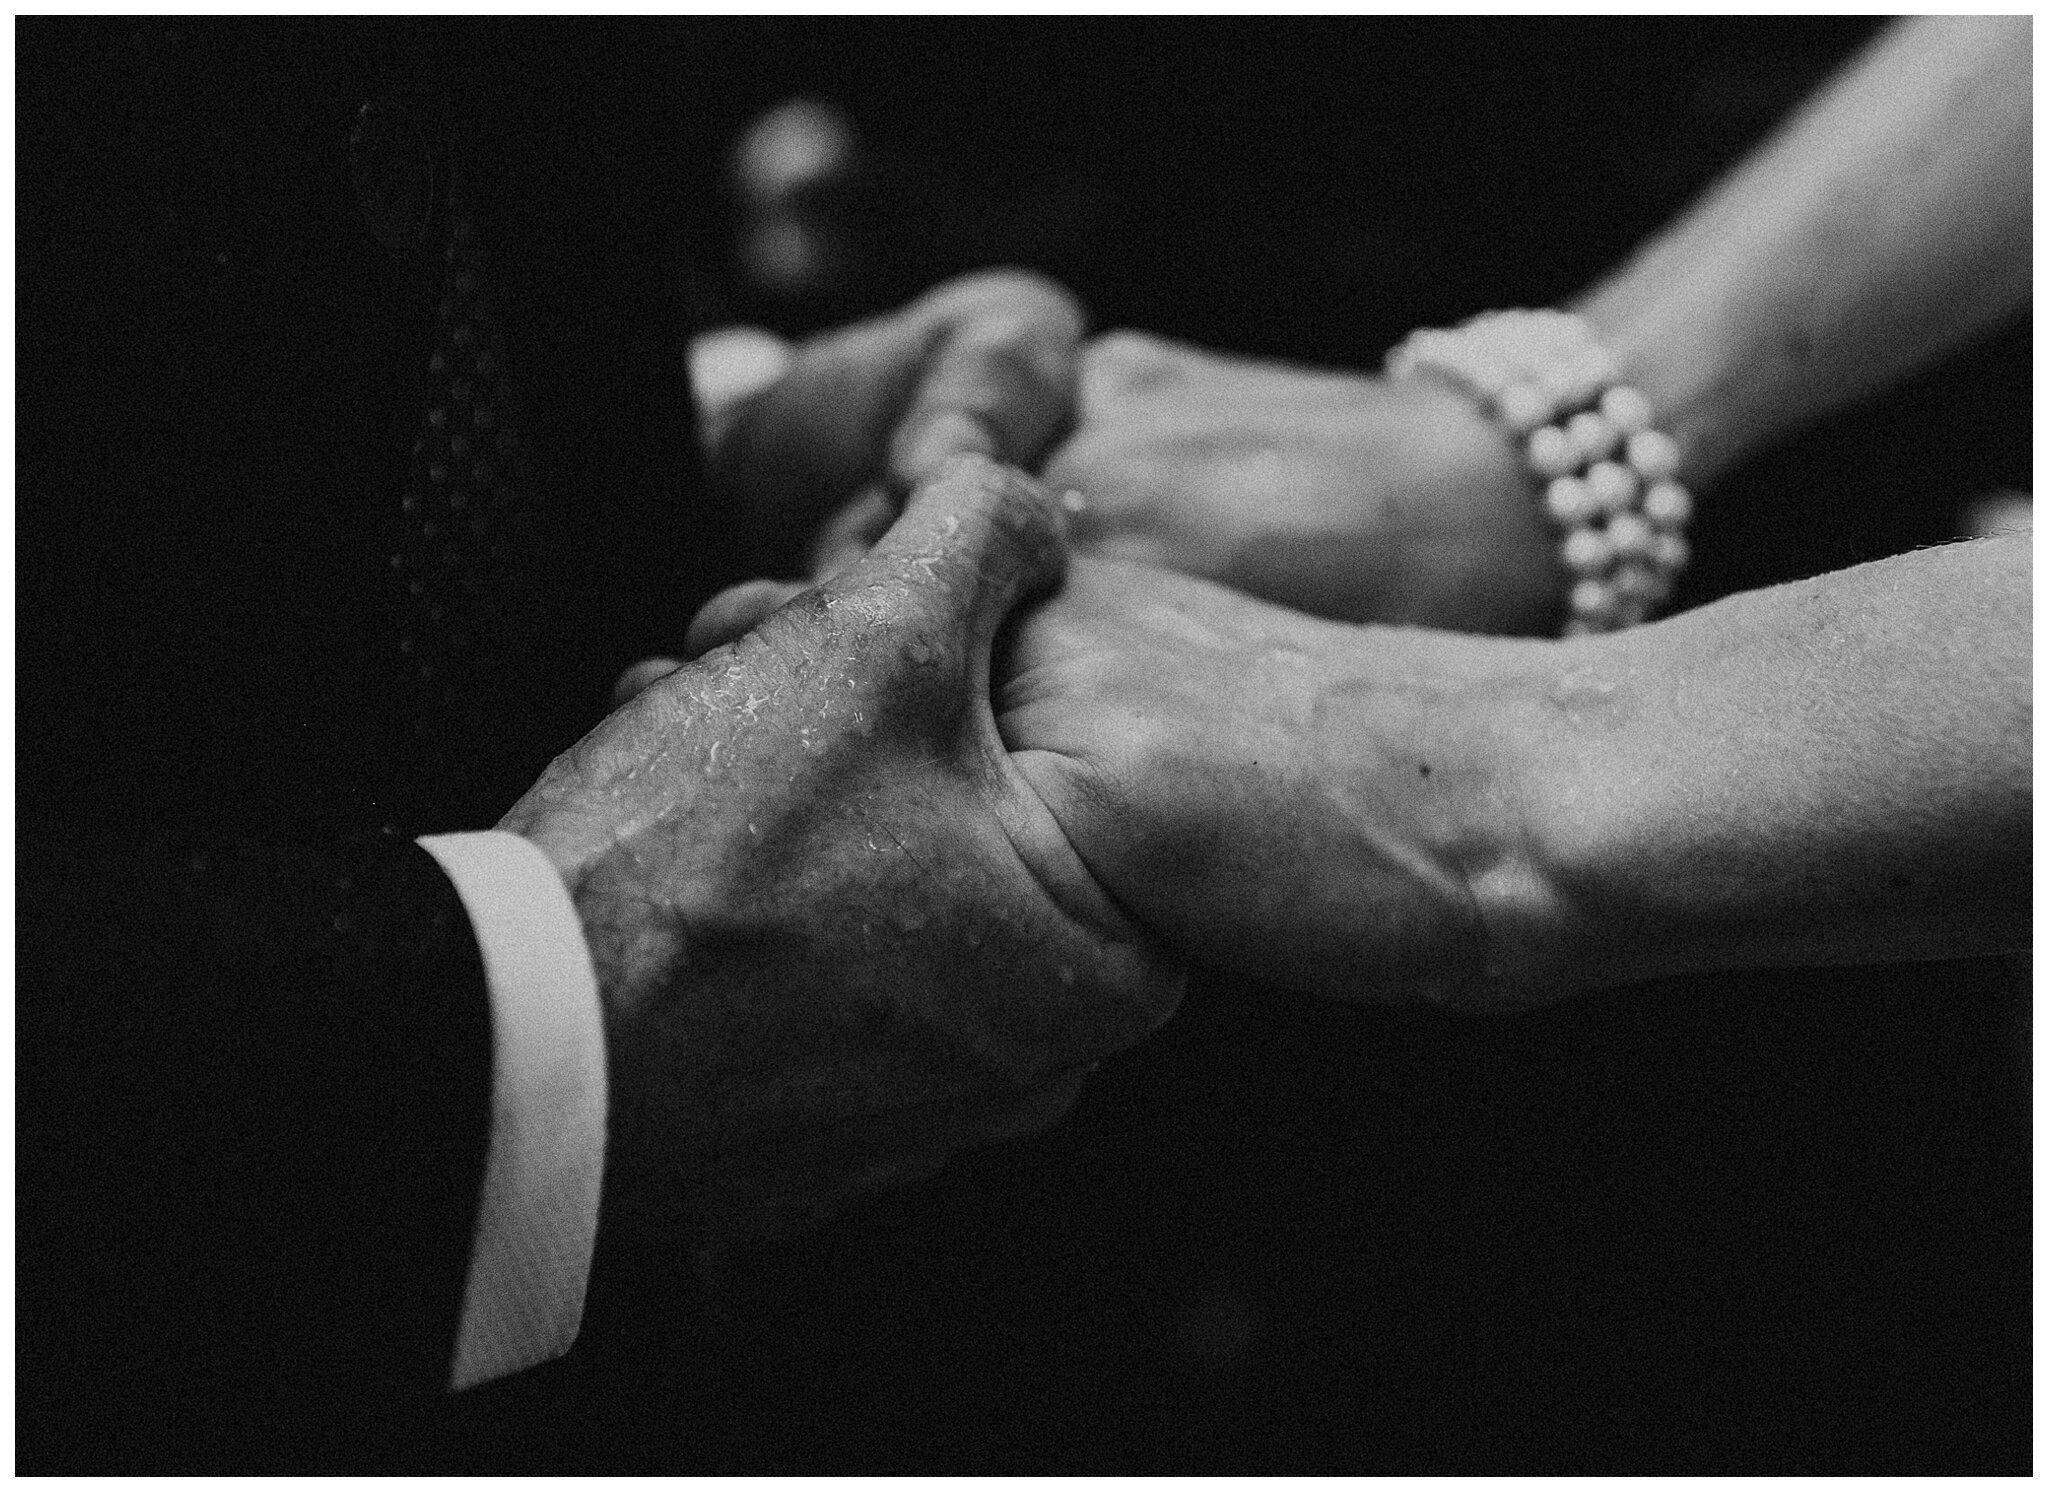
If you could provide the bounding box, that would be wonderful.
[20,17,2029,1473]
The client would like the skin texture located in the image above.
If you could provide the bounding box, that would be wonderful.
[674,551,1553,1011]
[1574,16,2032,490]
[503,457,1182,1244]
[681,530,2028,1010]
[996,536,2030,1008]
[993,555,1549,1007]
[670,21,2031,1021]
[1522,532,2031,992]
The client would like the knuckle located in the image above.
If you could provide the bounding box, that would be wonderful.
[923,453,1065,565]
[990,484,1069,587]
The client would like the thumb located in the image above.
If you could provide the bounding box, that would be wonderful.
[813,454,1068,698]
[884,272,1084,491]
[681,578,811,660]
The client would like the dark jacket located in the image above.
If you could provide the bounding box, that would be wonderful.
[17,18,736,1469]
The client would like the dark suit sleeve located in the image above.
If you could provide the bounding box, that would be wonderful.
[18,828,495,1472]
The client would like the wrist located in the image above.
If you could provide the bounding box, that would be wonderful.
[1461,628,1659,999]
[1316,627,1587,1009]
[1569,273,1765,496]
[1386,311,1696,636]
[1393,623,1716,1006]
[1375,376,1560,633]
[496,796,675,1028]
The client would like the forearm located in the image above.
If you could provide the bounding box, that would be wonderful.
[1504,534,2030,992]
[1572,16,2031,490]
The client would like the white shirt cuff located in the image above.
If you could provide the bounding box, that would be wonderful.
[416,830,607,1392]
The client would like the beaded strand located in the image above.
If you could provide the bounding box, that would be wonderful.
[1386,309,1692,635]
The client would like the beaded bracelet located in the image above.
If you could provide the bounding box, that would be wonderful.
[1386,308,1692,635]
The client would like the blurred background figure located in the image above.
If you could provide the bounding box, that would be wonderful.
[731,96,866,320]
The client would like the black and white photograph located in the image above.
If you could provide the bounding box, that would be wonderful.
[16,14,2030,1474]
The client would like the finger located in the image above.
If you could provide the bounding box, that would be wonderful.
[714,314,923,563]
[802,454,1067,701]
[884,274,1085,492]
[682,578,810,659]
[806,484,896,582]
[715,271,1083,572]
[610,655,685,710]
[688,325,794,459]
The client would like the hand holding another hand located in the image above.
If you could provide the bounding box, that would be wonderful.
[712,269,1086,580]
[504,458,1182,1244]
[709,272,1558,637]
[995,555,1566,1010]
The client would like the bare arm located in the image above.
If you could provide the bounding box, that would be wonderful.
[998,533,2029,1008]
[1034,18,2031,631]
[1495,532,2031,994]
[1574,16,2031,489]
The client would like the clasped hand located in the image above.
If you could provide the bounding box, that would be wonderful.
[502,457,1183,1243]
[724,305,1561,634]
[537,275,1580,1243]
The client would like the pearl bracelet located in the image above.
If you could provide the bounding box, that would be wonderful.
[1386,308,1692,635]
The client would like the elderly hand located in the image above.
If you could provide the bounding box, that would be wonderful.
[504,458,1182,1244]
[711,269,1086,579]
[1034,332,1559,633]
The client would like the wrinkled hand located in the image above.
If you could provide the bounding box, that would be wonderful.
[713,269,1086,579]
[1038,332,1560,633]
[503,458,1182,1243]
[994,555,1560,1010]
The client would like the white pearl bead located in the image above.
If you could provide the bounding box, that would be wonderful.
[1599,384,1653,435]
[1527,424,1577,478]
[1626,428,1682,481]
[1642,480,1694,527]
[1496,382,1553,434]
[1611,559,1671,604]
[1568,578,1618,623]
[1584,460,1638,514]
[1606,510,1657,558]
[1543,475,1597,526]
[1560,526,1613,575]
[1565,410,1618,464]
[1653,531,1691,571]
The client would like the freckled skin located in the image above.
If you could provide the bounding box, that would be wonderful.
[500,458,1183,1245]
